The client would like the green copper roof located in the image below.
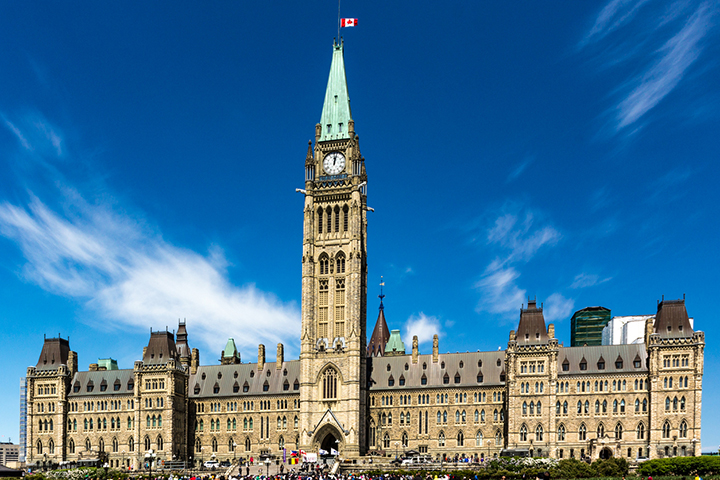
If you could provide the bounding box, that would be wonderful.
[385,329,406,354]
[223,338,238,358]
[319,41,353,142]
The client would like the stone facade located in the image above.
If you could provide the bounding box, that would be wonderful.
[23,42,704,469]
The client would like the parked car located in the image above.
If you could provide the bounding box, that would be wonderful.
[204,460,219,469]
[220,460,231,467]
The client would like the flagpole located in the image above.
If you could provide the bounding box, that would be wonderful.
[338,0,342,43]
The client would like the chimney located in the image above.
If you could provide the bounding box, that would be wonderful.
[412,336,419,364]
[432,334,439,363]
[258,344,266,372]
[89,363,98,372]
[547,324,555,338]
[276,343,284,369]
[68,351,78,377]
[191,348,200,375]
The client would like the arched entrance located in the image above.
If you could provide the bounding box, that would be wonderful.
[599,447,613,460]
[321,432,339,454]
[312,424,344,457]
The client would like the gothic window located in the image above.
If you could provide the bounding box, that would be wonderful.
[326,207,332,233]
[643,399,647,412]
[318,208,323,234]
[443,373,449,384]
[613,400,618,413]
[343,205,349,232]
[535,425,543,441]
[475,431,483,446]
[579,424,587,441]
[679,421,688,438]
[336,254,345,274]
[602,400,607,413]
[322,368,338,399]
[620,399,625,413]
[481,409,486,422]
[319,256,330,276]
[636,423,645,439]
[245,437,251,451]
[334,206,340,233]
[519,424,527,442]
[457,431,464,447]
[666,397,671,411]
[454,373,461,384]
[438,432,445,447]
[597,424,605,438]
[635,399,640,412]
[680,396,686,410]
[615,423,623,440]
[144,436,151,451]
[673,396,678,410]
[662,421,671,438]
[558,424,566,441]
[384,433,391,449]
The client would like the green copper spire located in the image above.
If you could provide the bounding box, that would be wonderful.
[223,338,238,358]
[319,40,353,142]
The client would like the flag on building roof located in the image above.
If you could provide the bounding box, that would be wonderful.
[341,18,358,27]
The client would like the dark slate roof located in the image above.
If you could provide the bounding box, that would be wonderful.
[557,344,648,376]
[516,300,549,345]
[143,331,179,365]
[176,321,190,358]
[367,307,390,357]
[68,369,135,397]
[654,299,694,338]
[369,352,506,391]
[189,360,300,398]
[36,337,71,371]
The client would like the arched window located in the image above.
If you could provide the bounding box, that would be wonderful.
[322,368,337,399]
[597,424,605,438]
[336,253,345,274]
[679,421,688,438]
[602,400,607,413]
[211,437,217,452]
[680,396,686,410]
[144,436,151,451]
[613,399,618,413]
[615,423,623,440]
[666,397,671,410]
[443,411,447,423]
[129,437,134,452]
[563,401,568,414]
[537,401,542,415]
[455,410,460,423]
[86,438,91,452]
[662,421,671,438]
[245,437,251,452]
[635,399,640,412]
[557,424,565,441]
[636,423,645,440]
[522,402,527,415]
[673,397,678,410]
[519,424,528,442]
[620,399,625,413]
[475,431,483,446]
[579,424,587,441]
[643,399,647,412]
[343,205,349,232]
[457,431,464,447]
[319,255,329,275]
[438,432,445,447]
[535,425,543,441]
[481,409,486,422]
[112,437,118,453]
[69,438,75,454]
[384,433,391,449]
[36,440,43,455]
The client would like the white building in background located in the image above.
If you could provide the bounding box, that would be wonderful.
[603,315,694,345]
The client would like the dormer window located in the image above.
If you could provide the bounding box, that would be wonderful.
[266,370,271,377]
[194,384,200,395]
[263,381,269,392]
[283,369,288,376]
[213,383,220,394]
[422,362,427,370]
[421,374,427,385]
[388,376,394,387]
[478,360,483,368]
[283,380,290,391]
[250,371,255,378]
[326,124,331,134]
[678,325,683,331]
[525,333,529,340]
[404,363,409,371]
[234,371,238,378]
[441,361,445,369]
[562,360,569,372]
[459,361,464,369]
[634,360,641,368]
[579,361,587,371]
[477,373,484,383]
[667,325,672,332]
[233,382,240,393]
[399,376,405,386]
[387,364,391,372]
[338,123,343,132]
[201,373,206,380]
[616,360,623,369]
[454,374,461,384]
[536,333,540,339]
[242,382,249,393]
[218,372,222,379]
[443,374,449,385]
[497,359,501,367]
[597,361,605,370]
[293,380,300,391]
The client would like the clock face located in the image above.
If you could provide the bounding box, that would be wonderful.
[323,152,346,175]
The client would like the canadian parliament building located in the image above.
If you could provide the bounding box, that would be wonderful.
[25,41,704,469]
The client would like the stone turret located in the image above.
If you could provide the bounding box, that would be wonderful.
[190,348,199,375]
[221,338,241,365]
[412,335,419,364]
[432,334,439,363]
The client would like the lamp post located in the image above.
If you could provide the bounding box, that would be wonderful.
[394,441,399,460]
[233,442,237,462]
[145,449,156,477]
[692,438,698,456]
[486,439,492,462]
[265,459,271,477]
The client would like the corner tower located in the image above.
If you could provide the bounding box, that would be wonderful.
[299,40,368,457]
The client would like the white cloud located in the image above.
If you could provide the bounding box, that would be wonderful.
[543,293,576,322]
[581,0,652,47]
[506,156,533,183]
[570,272,612,289]
[0,191,300,355]
[475,267,526,317]
[403,312,442,346]
[616,2,712,130]
[476,207,562,319]
[1,111,64,157]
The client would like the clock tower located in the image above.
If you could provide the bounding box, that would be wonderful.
[299,40,368,457]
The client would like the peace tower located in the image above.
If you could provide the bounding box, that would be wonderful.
[298,39,369,457]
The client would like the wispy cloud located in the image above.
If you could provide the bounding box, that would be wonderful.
[2,115,31,151]
[506,156,533,183]
[616,2,713,130]
[475,206,562,319]
[2,111,65,157]
[570,272,612,289]
[0,113,299,356]
[543,293,575,322]
[403,312,442,346]
[647,167,692,203]
[581,1,716,133]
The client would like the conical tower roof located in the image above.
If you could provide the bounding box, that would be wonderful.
[319,40,352,142]
[367,297,390,357]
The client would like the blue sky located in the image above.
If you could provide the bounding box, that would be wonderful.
[1,1,719,451]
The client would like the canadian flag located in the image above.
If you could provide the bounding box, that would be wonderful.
[341,18,358,27]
